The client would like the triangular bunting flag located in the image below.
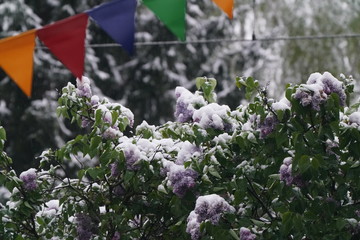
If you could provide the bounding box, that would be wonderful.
[212,0,234,19]
[0,29,36,97]
[37,13,88,79]
[143,0,186,41]
[87,0,137,54]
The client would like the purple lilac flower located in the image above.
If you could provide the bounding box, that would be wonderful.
[19,168,37,191]
[76,77,92,99]
[320,72,346,106]
[113,185,125,197]
[295,72,346,110]
[355,210,360,218]
[124,144,141,171]
[103,111,112,124]
[90,95,99,106]
[175,99,194,122]
[279,157,304,187]
[110,163,119,177]
[102,126,121,140]
[174,86,206,123]
[240,227,256,240]
[81,117,92,128]
[294,90,312,107]
[168,167,198,197]
[279,157,293,186]
[186,211,201,240]
[186,195,235,240]
[75,213,96,240]
[258,115,278,139]
[194,194,235,224]
[112,231,121,240]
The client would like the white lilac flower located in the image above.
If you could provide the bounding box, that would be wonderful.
[19,168,37,191]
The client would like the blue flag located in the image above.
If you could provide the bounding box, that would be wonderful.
[87,0,137,54]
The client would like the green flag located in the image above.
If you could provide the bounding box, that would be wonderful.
[142,0,186,41]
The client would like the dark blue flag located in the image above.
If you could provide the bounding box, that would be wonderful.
[87,0,137,54]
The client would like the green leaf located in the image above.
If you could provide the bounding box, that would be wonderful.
[298,155,311,173]
[269,174,280,180]
[208,166,221,179]
[77,169,86,181]
[196,77,206,90]
[251,219,266,227]
[336,219,347,230]
[281,212,294,235]
[350,160,360,168]
[229,229,240,240]
[15,235,24,240]
[201,174,212,184]
[87,167,103,180]
[95,109,102,126]
[0,127,6,140]
[36,216,46,226]
[112,111,119,125]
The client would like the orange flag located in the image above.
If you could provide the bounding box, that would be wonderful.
[0,29,36,97]
[212,0,234,19]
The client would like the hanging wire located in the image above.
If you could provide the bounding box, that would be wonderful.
[33,33,360,49]
[71,33,360,48]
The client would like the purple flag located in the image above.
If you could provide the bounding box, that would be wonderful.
[87,0,137,54]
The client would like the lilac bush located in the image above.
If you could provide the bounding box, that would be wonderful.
[0,72,359,240]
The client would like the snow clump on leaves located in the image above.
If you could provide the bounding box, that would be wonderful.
[193,103,234,131]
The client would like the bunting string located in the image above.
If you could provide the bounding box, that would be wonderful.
[33,33,360,49]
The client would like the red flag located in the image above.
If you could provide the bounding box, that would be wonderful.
[37,13,88,78]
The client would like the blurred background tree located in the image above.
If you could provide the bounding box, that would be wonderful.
[0,0,359,171]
